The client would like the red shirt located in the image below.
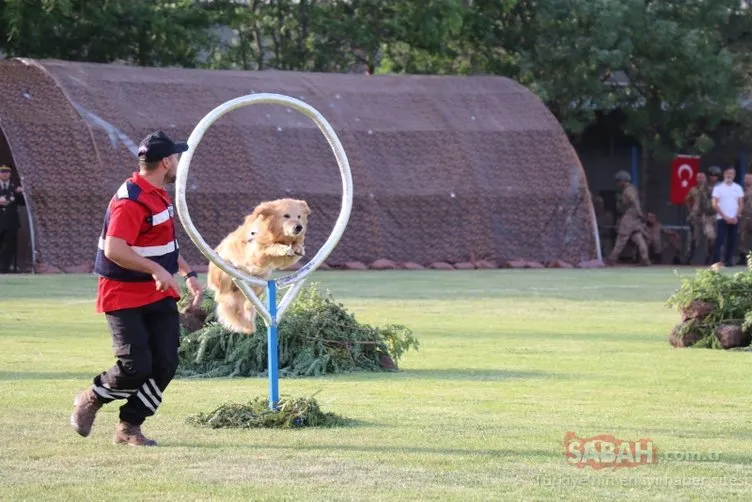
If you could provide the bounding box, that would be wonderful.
[96,172,180,313]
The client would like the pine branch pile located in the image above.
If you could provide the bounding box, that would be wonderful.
[666,260,752,350]
[176,283,420,378]
[186,395,351,429]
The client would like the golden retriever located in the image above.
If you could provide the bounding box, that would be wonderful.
[207,198,311,334]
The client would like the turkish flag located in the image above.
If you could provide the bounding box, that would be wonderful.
[669,155,701,205]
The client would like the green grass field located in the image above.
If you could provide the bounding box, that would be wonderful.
[2,268,751,501]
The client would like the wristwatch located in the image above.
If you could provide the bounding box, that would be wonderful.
[184,271,198,279]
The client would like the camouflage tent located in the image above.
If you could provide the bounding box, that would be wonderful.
[0,58,599,272]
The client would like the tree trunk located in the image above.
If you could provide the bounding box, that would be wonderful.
[250,0,265,70]
[640,138,650,211]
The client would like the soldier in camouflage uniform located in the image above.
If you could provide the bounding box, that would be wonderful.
[684,171,716,264]
[706,165,722,246]
[606,170,649,266]
[708,165,722,188]
[642,213,681,264]
[737,173,752,264]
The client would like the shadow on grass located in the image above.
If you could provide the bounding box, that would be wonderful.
[394,368,551,381]
[164,440,554,460]
[175,368,557,382]
[0,371,93,381]
[324,368,555,382]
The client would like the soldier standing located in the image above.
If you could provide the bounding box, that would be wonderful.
[606,171,650,266]
[684,172,703,261]
[0,164,25,273]
[737,173,752,264]
[684,171,716,264]
[708,165,722,188]
[702,167,723,262]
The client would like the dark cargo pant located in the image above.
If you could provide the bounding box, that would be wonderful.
[91,297,180,426]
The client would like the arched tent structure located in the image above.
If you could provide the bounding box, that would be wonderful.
[0,58,600,272]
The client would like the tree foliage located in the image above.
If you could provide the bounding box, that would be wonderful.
[1,0,215,67]
[616,0,752,157]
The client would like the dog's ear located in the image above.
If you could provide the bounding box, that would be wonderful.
[249,202,275,221]
[299,200,311,216]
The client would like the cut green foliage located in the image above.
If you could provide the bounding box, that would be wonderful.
[177,283,420,378]
[666,258,752,349]
[186,395,351,429]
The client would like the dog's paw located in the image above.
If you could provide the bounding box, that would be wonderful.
[242,325,256,335]
[267,244,295,257]
[293,244,305,257]
[233,320,256,334]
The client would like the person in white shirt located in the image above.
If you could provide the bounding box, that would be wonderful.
[711,165,745,267]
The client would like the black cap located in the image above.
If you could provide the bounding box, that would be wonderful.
[137,130,189,162]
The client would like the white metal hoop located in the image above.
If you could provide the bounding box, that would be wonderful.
[175,93,354,323]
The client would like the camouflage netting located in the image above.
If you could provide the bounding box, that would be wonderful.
[0,58,599,272]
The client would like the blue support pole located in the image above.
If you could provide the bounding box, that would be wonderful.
[267,279,279,411]
[631,146,639,187]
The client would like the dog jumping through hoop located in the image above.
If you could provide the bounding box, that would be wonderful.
[207,198,310,334]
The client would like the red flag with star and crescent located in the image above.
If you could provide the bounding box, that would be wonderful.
[669,155,701,205]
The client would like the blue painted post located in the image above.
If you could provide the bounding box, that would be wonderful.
[631,146,639,187]
[267,279,279,411]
